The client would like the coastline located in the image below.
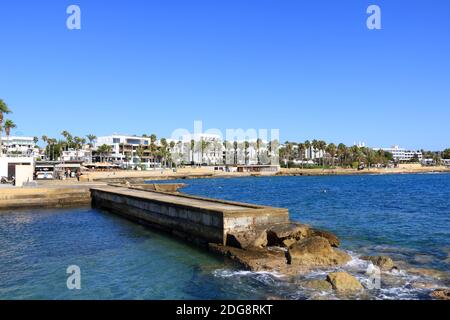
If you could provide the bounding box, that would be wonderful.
[77,165,450,183]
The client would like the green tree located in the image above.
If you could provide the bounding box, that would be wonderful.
[3,119,17,154]
[150,134,157,168]
[97,144,112,163]
[326,143,337,166]
[86,134,97,148]
[0,99,12,156]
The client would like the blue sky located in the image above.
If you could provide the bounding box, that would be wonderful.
[0,0,449,150]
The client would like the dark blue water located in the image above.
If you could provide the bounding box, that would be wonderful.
[179,174,450,271]
[1,174,449,299]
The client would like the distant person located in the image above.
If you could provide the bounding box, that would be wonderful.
[76,170,82,182]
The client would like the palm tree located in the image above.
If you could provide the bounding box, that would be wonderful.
[297,143,305,168]
[3,120,16,154]
[33,136,39,144]
[97,144,112,163]
[304,140,311,160]
[0,99,12,156]
[169,141,176,167]
[233,141,239,165]
[318,140,327,166]
[190,139,196,164]
[200,138,210,165]
[160,138,168,168]
[256,138,262,165]
[337,143,347,166]
[326,143,337,167]
[86,134,97,148]
[150,134,157,168]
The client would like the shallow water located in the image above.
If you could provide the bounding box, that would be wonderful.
[0,173,449,299]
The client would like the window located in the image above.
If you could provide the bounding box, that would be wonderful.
[113,138,120,144]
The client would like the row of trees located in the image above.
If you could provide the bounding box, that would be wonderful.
[279,140,395,168]
[40,132,97,161]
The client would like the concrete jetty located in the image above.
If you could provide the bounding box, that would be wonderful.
[90,185,289,245]
[0,185,95,210]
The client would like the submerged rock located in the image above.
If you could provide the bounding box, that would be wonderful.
[407,268,449,281]
[326,272,364,292]
[430,288,450,300]
[267,222,310,246]
[308,228,340,247]
[361,255,396,271]
[287,236,351,267]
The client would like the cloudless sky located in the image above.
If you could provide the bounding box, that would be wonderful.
[0,0,449,150]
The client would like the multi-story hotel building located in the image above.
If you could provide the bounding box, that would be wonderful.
[374,145,423,162]
[94,134,155,168]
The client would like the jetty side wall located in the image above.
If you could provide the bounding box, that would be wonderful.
[91,189,226,245]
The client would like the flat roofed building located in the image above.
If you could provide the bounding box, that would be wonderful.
[1,136,38,157]
[373,145,423,162]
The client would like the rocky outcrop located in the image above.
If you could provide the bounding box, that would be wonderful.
[208,243,306,275]
[287,236,351,267]
[226,229,267,249]
[267,222,310,246]
[308,229,340,247]
[361,255,396,271]
[430,289,450,300]
[326,272,364,292]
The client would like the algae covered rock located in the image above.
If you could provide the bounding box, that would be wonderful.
[326,272,364,292]
[287,236,351,267]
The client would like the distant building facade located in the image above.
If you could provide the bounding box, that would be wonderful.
[374,145,423,162]
[1,136,38,157]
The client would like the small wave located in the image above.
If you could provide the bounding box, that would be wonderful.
[212,269,285,279]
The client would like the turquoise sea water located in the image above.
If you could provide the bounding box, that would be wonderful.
[0,174,449,299]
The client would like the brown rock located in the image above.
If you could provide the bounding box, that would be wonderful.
[430,289,450,300]
[282,238,297,248]
[208,243,309,275]
[267,222,310,245]
[309,229,340,247]
[300,279,333,291]
[361,255,396,271]
[287,236,351,267]
[326,272,364,292]
[226,229,267,249]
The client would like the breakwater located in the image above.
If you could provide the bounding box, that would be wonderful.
[90,185,289,245]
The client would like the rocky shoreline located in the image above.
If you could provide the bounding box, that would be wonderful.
[208,221,450,299]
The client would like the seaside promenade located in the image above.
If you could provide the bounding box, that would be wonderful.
[76,165,450,183]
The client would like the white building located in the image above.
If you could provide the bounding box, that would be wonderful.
[94,134,153,168]
[374,145,423,162]
[61,149,92,163]
[1,136,38,157]
[168,133,224,165]
[0,156,35,181]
